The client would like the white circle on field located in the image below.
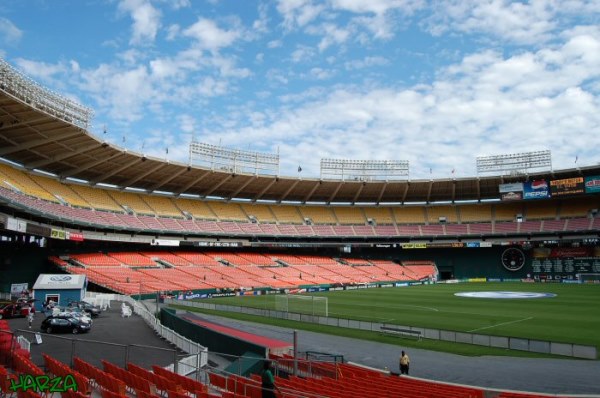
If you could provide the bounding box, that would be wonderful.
[454,291,556,299]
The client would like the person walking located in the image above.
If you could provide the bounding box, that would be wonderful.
[27,304,35,329]
[400,350,410,375]
[261,361,279,398]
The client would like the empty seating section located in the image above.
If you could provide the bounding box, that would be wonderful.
[459,204,492,223]
[333,207,366,224]
[560,198,598,218]
[42,354,91,395]
[393,207,426,224]
[0,163,596,241]
[71,253,122,266]
[61,251,442,293]
[69,184,124,212]
[0,163,59,202]
[525,201,558,220]
[259,357,487,398]
[542,219,565,232]
[108,252,156,267]
[494,203,524,221]
[427,205,458,223]
[240,203,277,223]
[28,174,90,208]
[269,205,303,224]
[177,198,217,219]
[299,206,337,224]
[402,261,437,280]
[363,207,395,225]
[143,252,191,266]
[143,195,184,218]
[176,252,222,266]
[208,202,247,221]
[73,357,127,395]
[108,191,155,215]
[236,252,276,266]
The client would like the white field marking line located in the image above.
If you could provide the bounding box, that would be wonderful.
[467,316,534,333]
[344,302,439,312]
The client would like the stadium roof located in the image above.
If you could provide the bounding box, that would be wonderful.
[1,87,598,204]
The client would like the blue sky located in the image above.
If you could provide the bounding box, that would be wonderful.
[0,0,599,179]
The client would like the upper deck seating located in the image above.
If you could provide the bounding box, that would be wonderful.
[0,163,58,202]
[299,206,337,225]
[459,204,492,223]
[363,207,394,225]
[393,207,426,224]
[108,191,155,215]
[426,205,458,224]
[333,207,366,224]
[69,185,124,212]
[270,205,304,224]
[143,195,183,218]
[208,202,247,221]
[239,204,277,223]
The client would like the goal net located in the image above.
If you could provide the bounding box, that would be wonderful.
[274,294,328,317]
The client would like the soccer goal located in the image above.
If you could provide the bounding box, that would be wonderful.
[274,294,328,317]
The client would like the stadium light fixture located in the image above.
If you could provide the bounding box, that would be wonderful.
[476,150,552,175]
[320,158,409,181]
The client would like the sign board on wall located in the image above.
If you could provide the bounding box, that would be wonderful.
[550,177,584,197]
[585,176,600,193]
[523,180,550,200]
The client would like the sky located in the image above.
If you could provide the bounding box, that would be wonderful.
[0,0,599,180]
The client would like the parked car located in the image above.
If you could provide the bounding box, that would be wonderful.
[68,300,102,317]
[40,315,91,334]
[46,307,93,325]
[0,302,33,319]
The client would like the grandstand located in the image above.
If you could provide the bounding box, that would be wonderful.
[1,56,599,398]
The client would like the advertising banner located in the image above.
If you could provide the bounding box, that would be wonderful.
[6,217,27,233]
[501,191,523,201]
[67,232,84,241]
[550,177,584,197]
[25,223,51,237]
[401,243,427,249]
[50,229,66,240]
[523,180,550,199]
[499,183,524,193]
[585,176,600,193]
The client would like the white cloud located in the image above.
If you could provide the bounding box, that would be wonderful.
[307,23,351,51]
[345,56,389,70]
[118,0,162,46]
[14,58,68,81]
[183,17,241,51]
[166,24,180,41]
[276,0,326,30]
[201,32,600,177]
[290,45,316,63]
[177,114,196,133]
[268,39,283,48]
[309,67,335,80]
[421,0,600,45]
[330,0,425,15]
[0,17,22,45]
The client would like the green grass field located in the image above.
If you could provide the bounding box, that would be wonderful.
[195,283,600,350]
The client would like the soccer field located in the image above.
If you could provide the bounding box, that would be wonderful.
[205,283,600,350]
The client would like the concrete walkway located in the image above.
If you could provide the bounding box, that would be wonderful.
[184,311,600,396]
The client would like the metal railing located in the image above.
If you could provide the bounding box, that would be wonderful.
[169,298,598,360]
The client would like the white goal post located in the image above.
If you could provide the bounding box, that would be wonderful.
[274,294,328,317]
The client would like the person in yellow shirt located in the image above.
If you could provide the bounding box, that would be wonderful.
[399,350,410,375]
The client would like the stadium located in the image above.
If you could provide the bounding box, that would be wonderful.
[0,55,599,398]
